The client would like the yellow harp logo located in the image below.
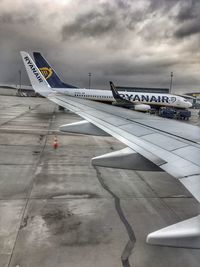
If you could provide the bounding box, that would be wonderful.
[39,67,53,80]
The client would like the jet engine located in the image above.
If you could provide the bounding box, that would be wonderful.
[134,104,151,111]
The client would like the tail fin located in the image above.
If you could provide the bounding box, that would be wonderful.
[110,81,136,109]
[33,52,77,88]
[110,81,129,103]
[110,81,122,100]
[20,51,52,97]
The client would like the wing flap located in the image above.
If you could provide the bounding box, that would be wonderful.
[180,174,200,202]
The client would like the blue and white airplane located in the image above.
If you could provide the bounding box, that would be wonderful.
[33,52,192,111]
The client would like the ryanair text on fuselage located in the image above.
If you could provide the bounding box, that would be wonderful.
[24,56,43,83]
[119,93,176,104]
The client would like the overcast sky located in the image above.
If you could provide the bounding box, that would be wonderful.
[0,0,200,93]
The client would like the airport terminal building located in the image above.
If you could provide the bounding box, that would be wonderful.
[185,92,200,98]
[116,86,169,93]
[185,92,200,108]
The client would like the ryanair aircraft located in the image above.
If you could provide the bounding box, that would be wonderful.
[33,52,192,111]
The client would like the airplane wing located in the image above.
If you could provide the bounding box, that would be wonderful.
[21,51,200,249]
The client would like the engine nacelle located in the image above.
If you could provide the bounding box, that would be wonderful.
[134,104,151,111]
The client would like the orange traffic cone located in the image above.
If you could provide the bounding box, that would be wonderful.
[53,135,58,149]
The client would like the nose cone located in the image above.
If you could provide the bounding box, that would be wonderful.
[187,102,193,108]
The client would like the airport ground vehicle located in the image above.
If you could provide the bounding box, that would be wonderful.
[159,107,191,120]
[175,109,191,120]
[158,107,176,118]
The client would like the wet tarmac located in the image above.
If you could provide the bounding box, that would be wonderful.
[0,95,200,267]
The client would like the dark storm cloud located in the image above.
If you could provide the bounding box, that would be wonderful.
[175,1,198,22]
[0,1,58,85]
[149,0,200,39]
[0,11,35,24]
[141,0,200,42]
[175,20,200,38]
[62,9,117,40]
[102,58,178,76]
[0,0,199,93]
[61,1,147,41]
[149,0,200,21]
[148,0,179,11]
[174,0,200,38]
[115,0,132,9]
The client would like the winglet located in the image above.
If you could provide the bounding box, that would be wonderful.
[20,51,52,97]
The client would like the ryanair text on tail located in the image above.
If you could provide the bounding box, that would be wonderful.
[24,56,43,83]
